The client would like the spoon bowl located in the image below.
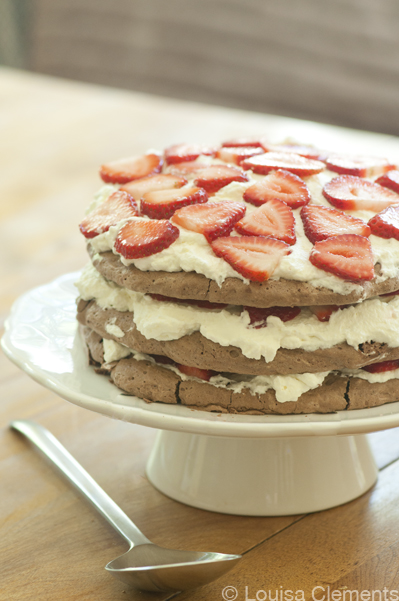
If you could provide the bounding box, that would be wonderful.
[10,419,241,592]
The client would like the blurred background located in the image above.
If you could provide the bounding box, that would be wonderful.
[1,0,399,136]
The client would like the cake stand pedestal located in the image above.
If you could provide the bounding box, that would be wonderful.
[3,273,398,517]
[146,430,377,515]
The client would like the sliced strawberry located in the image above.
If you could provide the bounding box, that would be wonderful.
[168,163,249,192]
[193,164,249,193]
[309,234,374,282]
[164,143,216,165]
[235,199,296,245]
[121,174,187,199]
[140,186,208,219]
[309,305,340,322]
[114,219,179,259]
[168,162,209,176]
[323,175,399,211]
[171,201,246,242]
[211,236,291,282]
[176,364,214,381]
[362,359,399,373]
[216,146,264,165]
[267,143,327,161]
[244,305,301,328]
[242,152,325,176]
[100,153,162,184]
[149,293,227,310]
[368,205,399,240]
[300,205,371,244]
[325,154,396,177]
[221,137,265,148]
[243,169,311,209]
[376,170,399,195]
[79,190,138,238]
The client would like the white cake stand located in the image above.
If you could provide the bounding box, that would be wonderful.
[3,273,399,516]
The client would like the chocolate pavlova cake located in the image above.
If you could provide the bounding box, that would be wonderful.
[76,138,399,414]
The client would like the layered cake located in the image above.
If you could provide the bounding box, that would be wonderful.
[75,138,399,414]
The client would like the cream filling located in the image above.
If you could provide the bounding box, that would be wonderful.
[87,168,399,295]
[76,263,399,363]
[101,338,399,404]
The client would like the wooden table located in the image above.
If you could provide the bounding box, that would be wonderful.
[2,67,399,601]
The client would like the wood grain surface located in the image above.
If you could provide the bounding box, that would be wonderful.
[2,67,399,601]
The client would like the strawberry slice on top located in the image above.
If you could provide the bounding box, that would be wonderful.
[243,169,311,208]
[164,143,216,165]
[309,234,374,281]
[171,201,246,242]
[216,146,265,165]
[193,164,249,193]
[266,143,327,161]
[121,174,187,199]
[376,170,399,195]
[325,154,396,177]
[211,236,291,282]
[300,204,371,244]
[100,153,163,184]
[221,137,265,148]
[323,175,399,211]
[244,305,301,328]
[368,205,399,241]
[242,152,325,177]
[79,190,138,238]
[114,219,179,259]
[235,198,296,245]
[169,163,249,192]
[140,186,208,220]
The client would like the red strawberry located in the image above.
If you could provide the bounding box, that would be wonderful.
[267,143,327,161]
[309,234,374,281]
[194,164,249,193]
[362,359,399,373]
[211,236,291,282]
[100,153,162,184]
[376,170,399,194]
[169,163,249,192]
[114,219,179,259]
[221,137,265,148]
[171,201,246,242]
[140,186,208,219]
[149,293,227,310]
[121,174,187,199]
[243,169,311,208]
[325,154,396,177]
[79,190,138,238]
[323,175,399,211]
[164,143,216,165]
[244,305,301,328]
[235,199,296,245]
[242,152,325,176]
[308,305,340,322]
[300,205,371,244]
[176,364,214,381]
[368,205,399,240]
[216,146,265,165]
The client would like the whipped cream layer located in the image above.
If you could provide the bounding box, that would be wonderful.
[76,263,399,363]
[102,338,399,404]
[87,162,399,295]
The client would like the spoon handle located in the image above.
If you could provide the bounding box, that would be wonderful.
[10,419,151,547]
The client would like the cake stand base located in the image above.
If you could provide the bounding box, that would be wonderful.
[146,430,378,516]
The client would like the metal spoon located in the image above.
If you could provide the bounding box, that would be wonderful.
[10,419,241,593]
